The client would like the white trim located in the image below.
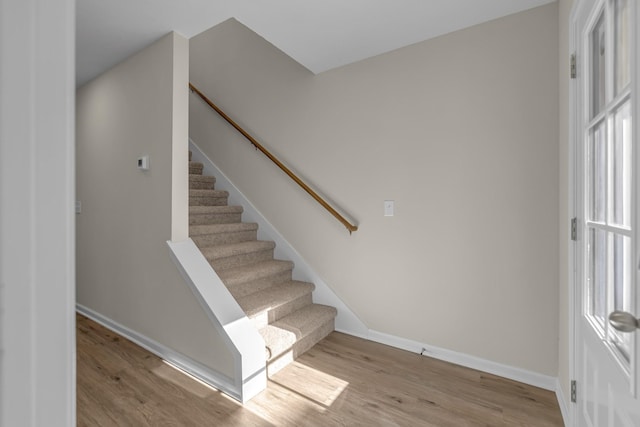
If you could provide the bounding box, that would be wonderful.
[189,139,370,338]
[367,329,557,391]
[556,378,571,427]
[166,239,266,402]
[76,304,241,400]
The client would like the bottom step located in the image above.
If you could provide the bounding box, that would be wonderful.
[260,304,337,377]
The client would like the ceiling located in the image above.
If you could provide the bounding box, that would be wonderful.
[76,0,556,87]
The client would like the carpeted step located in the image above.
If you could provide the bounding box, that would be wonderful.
[260,304,337,376]
[189,161,203,175]
[217,260,294,298]
[190,222,258,246]
[185,157,337,375]
[200,240,275,270]
[189,174,215,190]
[189,189,229,206]
[236,281,315,329]
[189,205,243,225]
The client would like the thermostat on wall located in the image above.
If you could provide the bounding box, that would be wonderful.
[137,155,149,170]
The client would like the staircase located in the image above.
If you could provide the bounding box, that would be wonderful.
[188,153,337,376]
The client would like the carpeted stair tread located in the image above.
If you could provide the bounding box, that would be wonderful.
[237,281,315,327]
[189,189,228,198]
[189,174,216,189]
[217,260,293,287]
[189,205,243,215]
[190,222,258,236]
[190,222,259,246]
[189,189,229,206]
[259,304,337,363]
[204,242,275,271]
[189,161,204,174]
[189,205,244,225]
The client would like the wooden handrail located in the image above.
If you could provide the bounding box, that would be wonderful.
[189,83,358,234]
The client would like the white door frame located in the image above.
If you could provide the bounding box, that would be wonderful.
[568,2,582,426]
[0,0,76,425]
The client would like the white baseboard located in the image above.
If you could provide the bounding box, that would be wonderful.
[76,304,239,400]
[367,328,557,391]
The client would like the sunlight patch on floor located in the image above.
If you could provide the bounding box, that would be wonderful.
[270,361,349,408]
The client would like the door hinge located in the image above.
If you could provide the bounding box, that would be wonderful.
[570,54,577,79]
[571,380,577,403]
[571,217,578,241]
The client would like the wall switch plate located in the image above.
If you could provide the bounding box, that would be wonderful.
[384,200,394,216]
[137,155,149,170]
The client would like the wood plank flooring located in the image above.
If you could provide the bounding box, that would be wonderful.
[77,314,564,426]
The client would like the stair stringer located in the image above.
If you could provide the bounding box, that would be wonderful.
[167,239,266,403]
[189,139,369,338]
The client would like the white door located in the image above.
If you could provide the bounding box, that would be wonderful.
[573,0,640,425]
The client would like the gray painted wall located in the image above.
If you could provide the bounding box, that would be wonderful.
[190,3,560,376]
[76,32,234,379]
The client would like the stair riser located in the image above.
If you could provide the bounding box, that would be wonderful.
[250,293,313,330]
[266,318,335,377]
[189,196,228,206]
[210,249,274,271]
[192,230,257,246]
[189,166,203,175]
[227,270,293,299]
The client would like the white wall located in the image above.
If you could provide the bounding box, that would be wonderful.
[190,3,560,376]
[0,0,76,425]
[76,32,234,379]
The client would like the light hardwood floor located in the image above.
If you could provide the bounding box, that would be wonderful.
[77,314,564,426]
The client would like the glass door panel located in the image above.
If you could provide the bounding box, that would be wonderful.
[591,12,606,118]
[589,121,607,222]
[584,0,634,373]
[615,0,631,95]
[612,100,631,227]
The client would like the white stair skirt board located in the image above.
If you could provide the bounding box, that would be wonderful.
[189,139,562,406]
[76,303,260,402]
[189,139,369,338]
[167,239,266,402]
[555,378,571,427]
